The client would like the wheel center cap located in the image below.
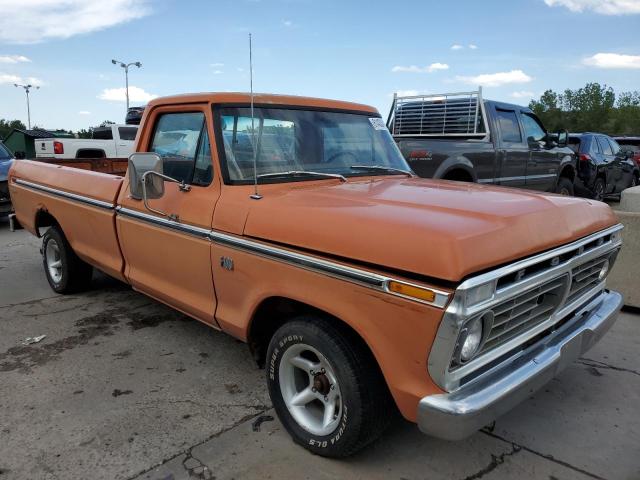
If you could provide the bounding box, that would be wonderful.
[313,374,330,395]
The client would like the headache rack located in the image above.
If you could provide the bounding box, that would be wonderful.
[387,88,489,138]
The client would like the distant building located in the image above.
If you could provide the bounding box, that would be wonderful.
[3,128,74,159]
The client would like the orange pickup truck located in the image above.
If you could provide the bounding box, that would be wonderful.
[8,93,624,457]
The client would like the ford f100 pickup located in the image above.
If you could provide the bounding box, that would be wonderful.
[8,92,623,457]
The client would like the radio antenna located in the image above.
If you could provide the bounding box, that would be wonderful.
[249,33,262,200]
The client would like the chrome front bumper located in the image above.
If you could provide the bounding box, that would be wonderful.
[417,290,623,440]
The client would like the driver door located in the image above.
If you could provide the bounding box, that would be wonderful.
[116,104,221,324]
[521,112,557,191]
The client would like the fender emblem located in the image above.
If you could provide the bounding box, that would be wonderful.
[220,256,234,271]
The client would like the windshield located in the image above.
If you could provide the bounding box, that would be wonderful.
[0,143,12,161]
[215,106,410,183]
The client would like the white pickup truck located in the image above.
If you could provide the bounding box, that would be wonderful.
[35,124,138,159]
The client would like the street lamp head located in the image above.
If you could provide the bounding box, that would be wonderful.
[112,59,117,64]
[135,62,142,68]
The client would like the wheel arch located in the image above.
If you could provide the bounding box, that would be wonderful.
[246,296,379,373]
[434,157,477,182]
[34,208,59,238]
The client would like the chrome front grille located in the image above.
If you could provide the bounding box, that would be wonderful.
[480,276,567,355]
[430,224,623,393]
[568,255,609,304]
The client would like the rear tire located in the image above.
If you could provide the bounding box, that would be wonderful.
[42,226,93,294]
[266,316,393,457]
[593,177,606,201]
[555,177,574,196]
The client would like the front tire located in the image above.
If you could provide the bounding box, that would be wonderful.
[555,177,574,196]
[266,316,393,457]
[42,226,93,294]
[593,177,606,201]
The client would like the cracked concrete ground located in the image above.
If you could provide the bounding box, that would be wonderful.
[1,223,639,480]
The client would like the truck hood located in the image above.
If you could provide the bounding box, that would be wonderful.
[243,178,618,282]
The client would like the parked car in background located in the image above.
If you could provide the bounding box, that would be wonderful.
[613,136,640,169]
[8,92,624,457]
[35,124,138,160]
[0,141,15,216]
[387,89,576,194]
[126,106,146,125]
[568,133,639,200]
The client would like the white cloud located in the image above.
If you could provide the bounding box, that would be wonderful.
[210,62,224,67]
[544,0,640,14]
[0,73,21,84]
[282,19,293,27]
[0,54,31,64]
[213,70,223,75]
[456,69,533,87]
[78,111,91,115]
[0,0,151,44]
[0,73,43,86]
[391,63,449,73]
[98,86,158,102]
[468,44,478,50]
[510,90,535,99]
[451,44,464,50]
[583,52,640,69]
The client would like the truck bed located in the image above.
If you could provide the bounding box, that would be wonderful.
[33,157,128,175]
[9,160,126,281]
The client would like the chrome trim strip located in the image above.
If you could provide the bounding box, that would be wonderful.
[116,207,450,308]
[477,174,557,184]
[13,178,115,210]
[428,224,623,392]
[116,206,210,239]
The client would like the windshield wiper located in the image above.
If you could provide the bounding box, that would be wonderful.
[349,165,414,177]
[257,171,347,182]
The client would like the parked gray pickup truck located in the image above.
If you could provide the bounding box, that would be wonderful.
[387,89,576,194]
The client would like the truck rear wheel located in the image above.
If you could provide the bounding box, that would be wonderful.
[555,177,574,196]
[266,316,393,457]
[42,226,92,294]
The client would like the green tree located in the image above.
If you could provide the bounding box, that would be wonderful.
[529,83,640,134]
[0,118,27,140]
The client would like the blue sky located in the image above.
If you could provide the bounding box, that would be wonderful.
[1,0,639,131]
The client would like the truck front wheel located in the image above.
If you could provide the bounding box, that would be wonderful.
[42,226,93,294]
[266,316,393,457]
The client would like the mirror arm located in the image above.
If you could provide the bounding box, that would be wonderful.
[141,170,190,221]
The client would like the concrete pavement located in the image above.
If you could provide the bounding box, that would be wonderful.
[0,223,638,479]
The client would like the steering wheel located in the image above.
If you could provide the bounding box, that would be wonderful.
[325,151,358,164]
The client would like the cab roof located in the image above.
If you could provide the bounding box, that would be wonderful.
[146,92,379,114]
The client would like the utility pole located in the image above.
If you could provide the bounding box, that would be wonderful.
[14,83,39,129]
[111,59,142,112]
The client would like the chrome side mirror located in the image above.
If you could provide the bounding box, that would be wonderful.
[128,152,191,222]
[129,152,164,200]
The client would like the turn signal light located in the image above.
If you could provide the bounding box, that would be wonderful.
[579,153,591,162]
[387,281,436,303]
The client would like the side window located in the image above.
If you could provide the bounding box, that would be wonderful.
[589,136,601,155]
[597,136,613,155]
[495,109,522,144]
[607,137,621,155]
[521,113,546,142]
[118,127,138,141]
[150,112,213,186]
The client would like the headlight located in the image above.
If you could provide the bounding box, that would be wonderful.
[463,280,496,307]
[454,311,492,364]
[460,317,483,362]
[598,259,610,281]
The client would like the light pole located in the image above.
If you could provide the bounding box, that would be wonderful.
[14,83,39,130]
[111,59,142,111]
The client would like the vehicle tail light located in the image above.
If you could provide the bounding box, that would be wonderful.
[579,153,591,162]
[634,153,640,166]
[53,141,64,155]
[409,150,430,159]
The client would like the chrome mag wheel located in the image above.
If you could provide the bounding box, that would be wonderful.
[45,238,63,283]
[278,343,343,436]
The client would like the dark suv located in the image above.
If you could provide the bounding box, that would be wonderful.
[569,133,639,200]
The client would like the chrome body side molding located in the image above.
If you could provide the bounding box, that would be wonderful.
[13,178,115,210]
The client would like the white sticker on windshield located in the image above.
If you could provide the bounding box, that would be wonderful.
[369,117,387,130]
